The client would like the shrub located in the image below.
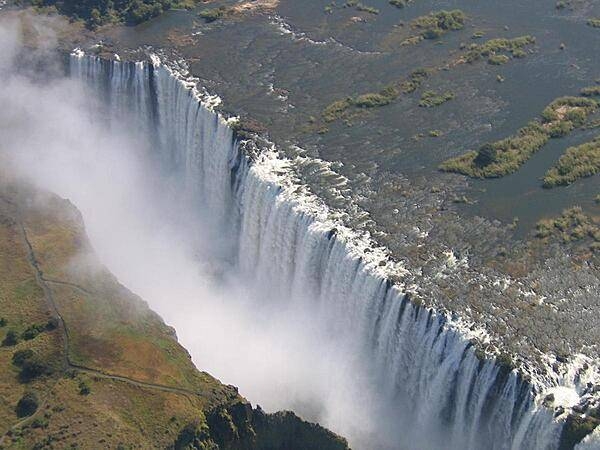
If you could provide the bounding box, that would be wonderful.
[12,349,34,366]
[488,54,510,65]
[2,330,19,346]
[31,417,49,429]
[16,392,39,418]
[464,36,535,63]
[587,18,600,28]
[389,0,412,8]
[199,6,228,22]
[419,90,455,107]
[0,317,6,327]
[79,380,91,395]
[411,10,466,39]
[12,349,53,382]
[355,3,379,14]
[581,86,600,97]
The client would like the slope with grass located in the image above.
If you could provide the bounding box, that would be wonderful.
[0,180,348,450]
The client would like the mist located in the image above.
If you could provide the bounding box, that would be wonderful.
[0,17,391,449]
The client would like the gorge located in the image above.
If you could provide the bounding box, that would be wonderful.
[59,52,592,449]
[2,2,600,447]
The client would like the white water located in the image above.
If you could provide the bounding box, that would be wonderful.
[65,54,570,449]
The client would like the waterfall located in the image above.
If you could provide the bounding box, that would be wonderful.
[69,53,569,450]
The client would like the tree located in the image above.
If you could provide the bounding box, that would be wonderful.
[16,392,39,418]
[2,329,19,346]
[474,143,498,167]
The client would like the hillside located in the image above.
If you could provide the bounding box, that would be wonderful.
[0,179,349,450]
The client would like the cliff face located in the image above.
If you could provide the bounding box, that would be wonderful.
[0,180,348,450]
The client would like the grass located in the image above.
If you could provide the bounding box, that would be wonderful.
[0,184,228,445]
[440,95,598,178]
[543,136,600,187]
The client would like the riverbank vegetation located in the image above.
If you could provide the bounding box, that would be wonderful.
[389,0,413,8]
[440,95,598,178]
[31,0,198,28]
[543,136,600,187]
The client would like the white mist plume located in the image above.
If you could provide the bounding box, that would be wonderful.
[0,17,384,449]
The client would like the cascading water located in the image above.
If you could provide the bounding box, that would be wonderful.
[69,52,572,450]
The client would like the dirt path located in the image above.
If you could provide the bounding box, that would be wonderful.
[0,220,204,442]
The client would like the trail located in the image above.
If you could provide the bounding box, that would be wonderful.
[0,218,208,442]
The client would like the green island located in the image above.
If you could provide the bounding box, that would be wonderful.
[440,95,599,178]
[321,69,428,123]
[419,90,455,107]
[461,36,536,64]
[403,9,466,43]
[543,136,600,187]
[535,207,600,252]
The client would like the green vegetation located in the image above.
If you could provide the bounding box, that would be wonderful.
[410,9,466,40]
[354,85,399,107]
[21,319,56,341]
[581,85,600,97]
[355,3,379,14]
[11,347,54,382]
[559,414,600,449]
[0,318,6,327]
[463,36,536,63]
[32,0,197,28]
[399,68,429,93]
[488,54,510,65]
[419,90,455,107]
[199,6,229,22]
[389,0,413,8]
[15,392,39,418]
[535,207,600,251]
[2,329,19,346]
[587,18,600,28]
[78,379,91,395]
[0,184,348,448]
[321,69,428,123]
[440,95,598,178]
[543,136,600,187]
